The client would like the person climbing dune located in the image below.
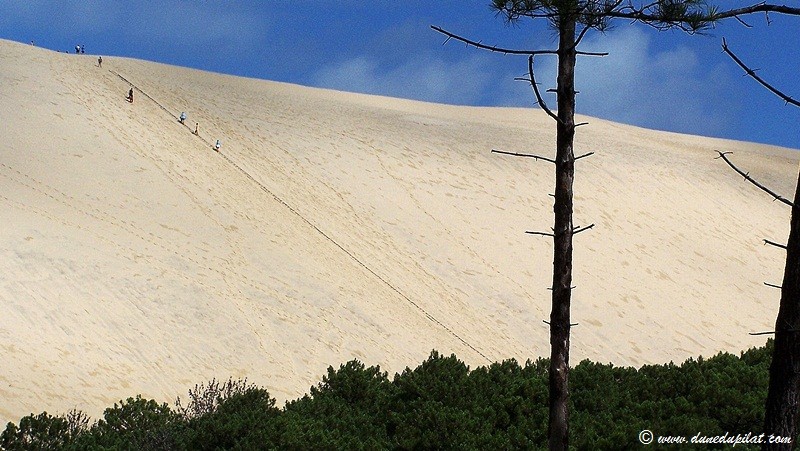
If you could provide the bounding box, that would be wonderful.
[179,112,186,124]
[127,88,134,103]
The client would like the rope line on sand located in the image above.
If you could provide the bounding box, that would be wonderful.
[220,152,492,364]
[109,70,492,364]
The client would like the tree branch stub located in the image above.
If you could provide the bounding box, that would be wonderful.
[764,239,788,250]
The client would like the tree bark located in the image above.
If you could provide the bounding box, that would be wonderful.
[548,13,577,451]
[763,171,800,450]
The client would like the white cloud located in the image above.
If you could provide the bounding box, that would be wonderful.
[559,27,736,136]
[313,26,738,138]
[313,53,497,105]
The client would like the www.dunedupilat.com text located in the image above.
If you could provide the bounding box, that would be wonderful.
[638,430,792,447]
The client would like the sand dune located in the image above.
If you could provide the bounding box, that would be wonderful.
[0,38,797,423]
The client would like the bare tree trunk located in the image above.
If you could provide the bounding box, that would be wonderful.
[548,15,577,451]
[763,171,800,450]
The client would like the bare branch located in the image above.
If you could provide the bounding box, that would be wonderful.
[543,320,579,326]
[530,224,593,237]
[492,149,594,164]
[572,224,595,235]
[722,38,800,108]
[527,55,562,124]
[576,51,606,57]
[764,239,788,250]
[751,329,800,336]
[432,25,557,56]
[715,151,793,207]
[765,282,782,290]
[573,24,592,49]
[733,15,753,28]
[492,149,556,164]
[430,25,608,56]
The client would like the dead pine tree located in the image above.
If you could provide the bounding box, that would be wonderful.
[716,37,800,450]
[433,2,800,450]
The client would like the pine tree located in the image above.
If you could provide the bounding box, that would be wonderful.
[435,2,800,449]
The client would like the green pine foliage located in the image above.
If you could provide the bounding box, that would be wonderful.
[0,410,88,450]
[0,341,775,450]
[73,395,181,450]
[277,360,394,449]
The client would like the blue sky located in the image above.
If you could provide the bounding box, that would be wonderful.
[2,1,798,149]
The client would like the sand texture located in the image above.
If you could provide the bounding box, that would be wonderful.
[1,39,797,423]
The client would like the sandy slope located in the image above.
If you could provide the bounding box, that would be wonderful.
[0,38,797,423]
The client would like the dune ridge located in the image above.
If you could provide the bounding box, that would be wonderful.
[0,38,797,423]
